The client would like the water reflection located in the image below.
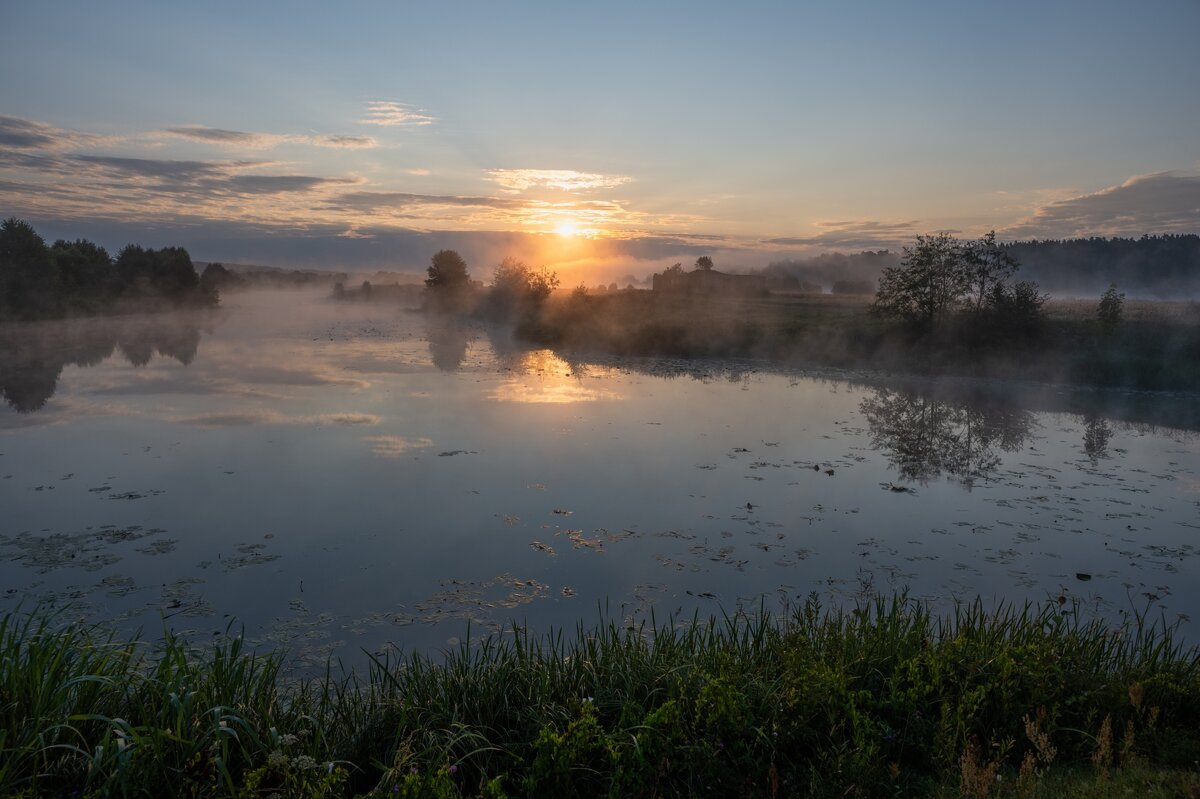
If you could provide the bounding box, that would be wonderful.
[1082,414,1114,461]
[0,314,207,411]
[859,386,1036,486]
[424,316,474,372]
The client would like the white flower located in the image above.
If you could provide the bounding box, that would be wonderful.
[267,750,288,769]
[293,755,318,770]
[279,733,299,747]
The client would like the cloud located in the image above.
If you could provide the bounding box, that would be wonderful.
[363,435,433,457]
[226,174,359,194]
[328,191,525,211]
[314,134,376,149]
[164,125,378,150]
[487,169,632,193]
[359,101,435,127]
[1001,172,1200,240]
[765,220,922,250]
[73,154,231,181]
[165,126,265,145]
[0,116,73,149]
[174,410,381,427]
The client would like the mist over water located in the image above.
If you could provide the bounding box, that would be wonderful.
[1,289,1197,668]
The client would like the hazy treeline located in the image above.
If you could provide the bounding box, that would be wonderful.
[198,262,351,293]
[1006,234,1200,297]
[762,235,1200,298]
[759,251,901,293]
[0,218,216,320]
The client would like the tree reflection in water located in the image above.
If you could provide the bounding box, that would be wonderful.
[0,314,205,412]
[424,316,475,372]
[859,386,1036,487]
[1082,414,1113,462]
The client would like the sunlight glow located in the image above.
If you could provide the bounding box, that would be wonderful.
[555,222,579,237]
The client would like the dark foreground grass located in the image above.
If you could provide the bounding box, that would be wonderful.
[2,596,1198,797]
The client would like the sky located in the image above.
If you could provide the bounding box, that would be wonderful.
[1,0,1198,280]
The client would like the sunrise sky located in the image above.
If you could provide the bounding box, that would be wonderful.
[1,0,1197,280]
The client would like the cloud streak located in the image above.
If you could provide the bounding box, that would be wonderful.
[765,220,922,250]
[359,101,435,127]
[164,125,377,150]
[487,169,632,193]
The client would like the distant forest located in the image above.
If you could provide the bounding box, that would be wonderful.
[761,235,1200,298]
[0,218,217,320]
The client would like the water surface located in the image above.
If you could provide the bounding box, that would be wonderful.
[2,290,1197,666]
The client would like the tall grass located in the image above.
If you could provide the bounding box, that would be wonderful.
[2,596,1197,797]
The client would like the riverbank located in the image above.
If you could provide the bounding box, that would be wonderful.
[514,291,1200,392]
[3,597,1197,797]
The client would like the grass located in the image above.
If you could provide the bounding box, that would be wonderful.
[2,596,1198,797]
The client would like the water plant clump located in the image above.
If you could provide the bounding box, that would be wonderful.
[1,596,1198,797]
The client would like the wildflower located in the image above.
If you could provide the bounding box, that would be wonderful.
[267,750,288,769]
[279,733,299,747]
[449,764,459,776]
[293,755,318,770]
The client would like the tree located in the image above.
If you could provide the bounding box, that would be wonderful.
[0,218,58,318]
[51,238,111,309]
[425,249,472,311]
[483,257,560,319]
[873,232,970,329]
[425,249,470,290]
[1097,283,1124,334]
[694,256,714,271]
[114,245,205,304]
[963,231,1018,315]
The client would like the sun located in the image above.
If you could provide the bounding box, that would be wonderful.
[555,222,578,237]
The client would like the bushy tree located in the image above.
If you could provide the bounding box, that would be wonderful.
[964,231,1018,314]
[424,249,472,311]
[482,257,560,319]
[51,239,111,309]
[873,233,970,329]
[114,245,204,303]
[694,256,714,271]
[425,249,470,290]
[875,232,1046,342]
[983,279,1046,340]
[0,218,58,318]
[1097,283,1124,333]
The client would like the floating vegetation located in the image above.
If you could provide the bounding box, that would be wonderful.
[221,543,280,572]
[0,526,167,572]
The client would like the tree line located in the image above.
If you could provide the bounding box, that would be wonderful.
[0,218,218,320]
[765,235,1200,297]
[1006,234,1200,297]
